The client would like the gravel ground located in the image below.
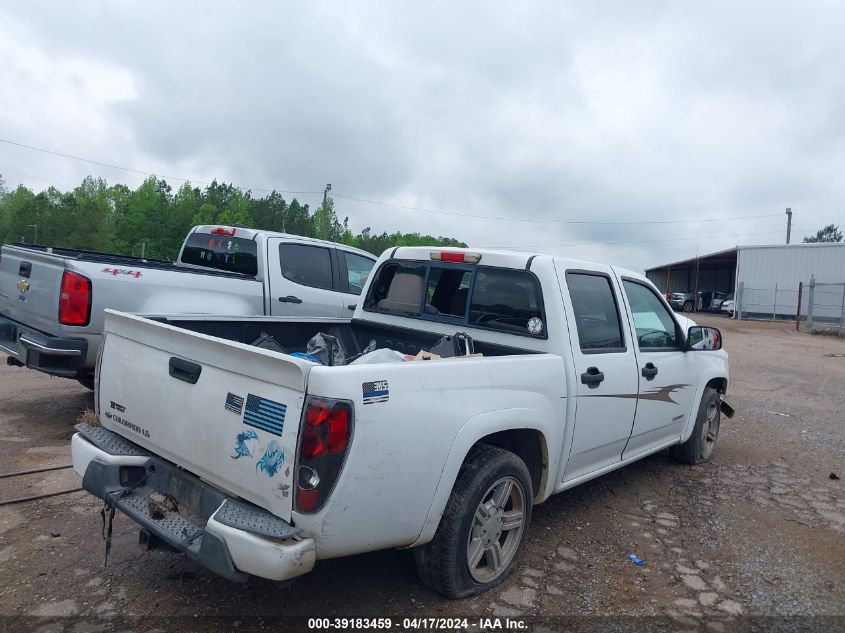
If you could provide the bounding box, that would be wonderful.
[0,314,843,631]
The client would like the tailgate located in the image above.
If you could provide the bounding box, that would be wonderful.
[0,246,66,332]
[97,309,309,522]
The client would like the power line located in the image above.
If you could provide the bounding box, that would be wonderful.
[0,136,793,228]
[477,229,787,249]
[333,192,782,225]
[0,138,322,196]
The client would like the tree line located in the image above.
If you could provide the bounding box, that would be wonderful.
[0,174,466,260]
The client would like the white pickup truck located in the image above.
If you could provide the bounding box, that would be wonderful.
[0,225,375,387]
[71,246,732,598]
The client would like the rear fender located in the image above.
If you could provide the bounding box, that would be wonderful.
[409,409,555,548]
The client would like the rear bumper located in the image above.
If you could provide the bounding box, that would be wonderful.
[71,425,316,582]
[0,315,87,377]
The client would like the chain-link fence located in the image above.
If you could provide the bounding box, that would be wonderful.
[735,282,801,321]
[797,279,845,337]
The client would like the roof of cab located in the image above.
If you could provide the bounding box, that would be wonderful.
[388,246,651,284]
[191,225,375,259]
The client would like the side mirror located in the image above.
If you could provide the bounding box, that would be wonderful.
[686,326,722,351]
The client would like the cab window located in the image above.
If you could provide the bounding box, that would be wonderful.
[279,243,333,290]
[343,252,375,296]
[622,280,680,349]
[566,272,625,352]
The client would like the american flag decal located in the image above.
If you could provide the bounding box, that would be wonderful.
[243,394,286,436]
[225,392,244,414]
[362,380,389,405]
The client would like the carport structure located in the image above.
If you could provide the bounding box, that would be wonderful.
[645,247,738,298]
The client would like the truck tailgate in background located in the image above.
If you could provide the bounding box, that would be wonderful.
[97,309,309,522]
[0,246,67,332]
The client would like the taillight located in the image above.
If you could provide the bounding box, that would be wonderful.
[296,397,354,513]
[58,271,92,326]
[211,226,236,236]
[430,251,482,264]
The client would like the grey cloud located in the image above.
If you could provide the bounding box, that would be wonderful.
[1,1,843,271]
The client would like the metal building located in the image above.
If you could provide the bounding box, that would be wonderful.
[645,243,845,320]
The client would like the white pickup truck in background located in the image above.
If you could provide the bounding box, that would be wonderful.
[71,246,732,598]
[0,225,375,387]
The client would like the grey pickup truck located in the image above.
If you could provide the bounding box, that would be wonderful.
[0,225,375,387]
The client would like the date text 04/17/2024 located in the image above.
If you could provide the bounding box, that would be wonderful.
[307,617,528,630]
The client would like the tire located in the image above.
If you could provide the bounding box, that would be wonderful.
[672,387,721,464]
[683,300,694,312]
[413,444,533,599]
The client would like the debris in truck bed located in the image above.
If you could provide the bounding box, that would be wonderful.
[306,332,346,366]
[350,349,407,365]
[250,332,287,354]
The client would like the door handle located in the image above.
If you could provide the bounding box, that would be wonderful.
[169,357,202,384]
[580,366,605,388]
[641,362,658,380]
[278,295,303,304]
[347,304,356,311]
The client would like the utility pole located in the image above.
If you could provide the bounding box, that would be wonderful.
[323,183,332,206]
[785,208,792,244]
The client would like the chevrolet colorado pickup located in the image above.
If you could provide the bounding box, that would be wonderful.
[71,246,732,598]
[0,225,374,386]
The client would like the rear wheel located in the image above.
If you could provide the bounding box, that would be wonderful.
[683,300,694,312]
[672,387,720,464]
[413,445,532,599]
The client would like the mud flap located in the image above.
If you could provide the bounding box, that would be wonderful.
[720,399,735,419]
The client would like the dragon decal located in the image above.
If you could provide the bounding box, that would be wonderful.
[256,440,285,477]
[231,430,259,459]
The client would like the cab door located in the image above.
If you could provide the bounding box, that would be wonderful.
[556,264,639,482]
[616,276,699,458]
[266,239,344,317]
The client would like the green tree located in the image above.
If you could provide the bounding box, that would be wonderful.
[0,174,466,260]
[192,203,219,226]
[803,224,843,243]
[285,199,314,236]
[0,184,37,244]
[312,197,344,242]
[249,191,287,233]
[63,177,115,251]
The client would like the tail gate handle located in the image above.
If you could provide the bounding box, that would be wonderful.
[169,357,202,384]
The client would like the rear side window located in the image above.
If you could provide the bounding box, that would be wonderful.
[566,272,625,352]
[364,261,547,337]
[280,244,334,290]
[180,233,258,276]
[469,269,545,335]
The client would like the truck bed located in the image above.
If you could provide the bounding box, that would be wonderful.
[151,315,541,360]
[7,244,252,279]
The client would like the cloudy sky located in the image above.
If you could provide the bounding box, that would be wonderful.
[1,1,843,271]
